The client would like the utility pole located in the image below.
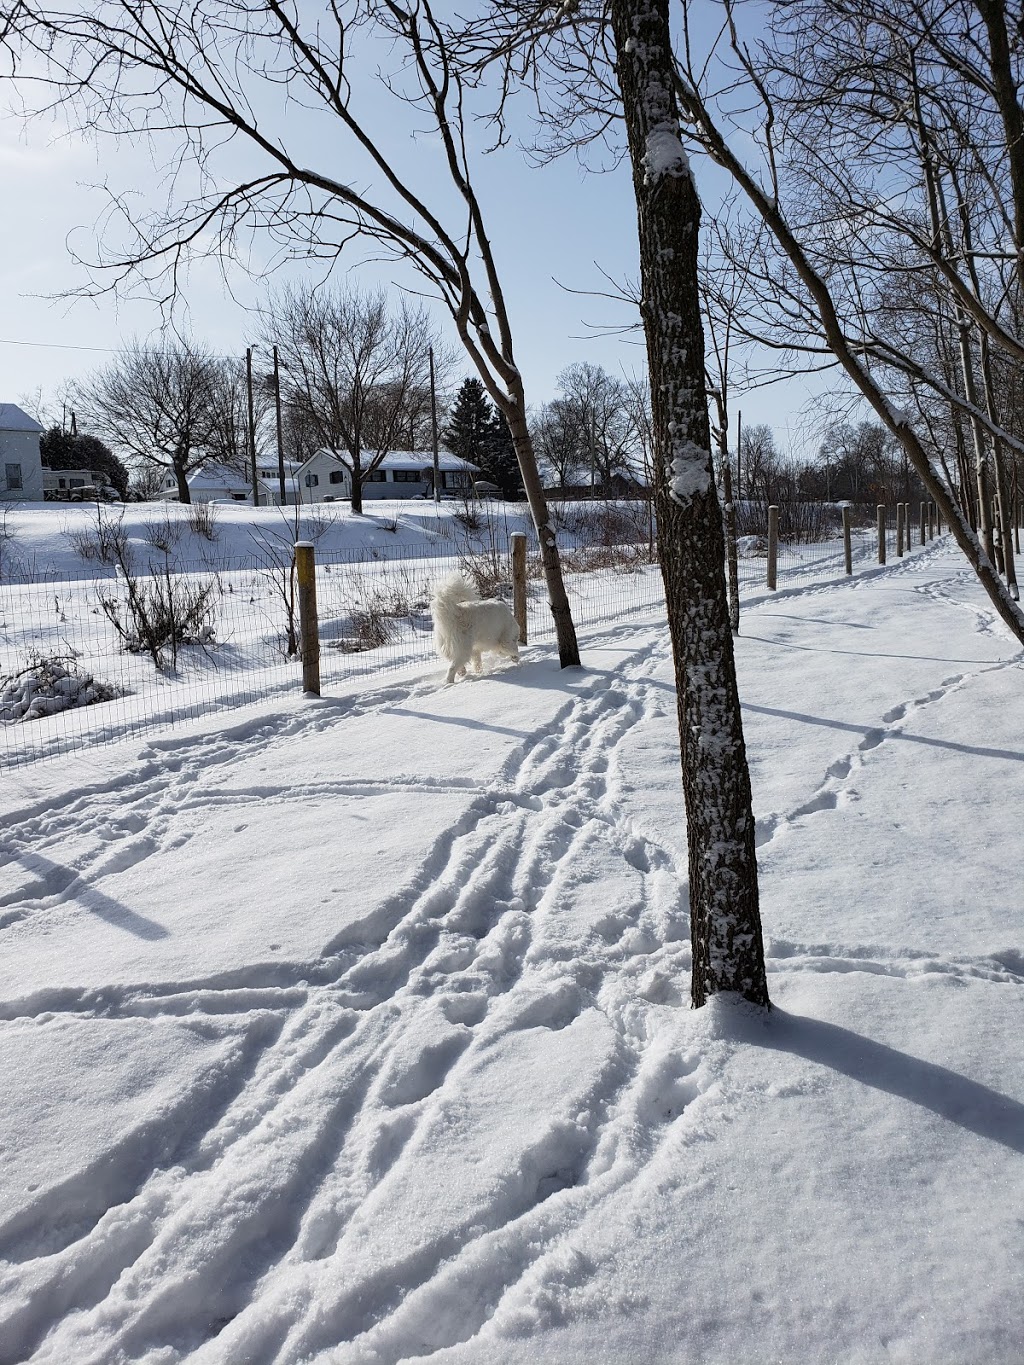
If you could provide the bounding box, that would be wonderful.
[246,346,258,507]
[273,346,286,506]
[429,346,440,504]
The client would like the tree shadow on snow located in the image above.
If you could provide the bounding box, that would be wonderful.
[739,633,998,666]
[10,852,169,941]
[745,702,1024,765]
[756,1009,1024,1154]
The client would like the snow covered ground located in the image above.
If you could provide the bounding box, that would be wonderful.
[1,532,1022,1364]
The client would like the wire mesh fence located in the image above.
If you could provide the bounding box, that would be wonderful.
[1,499,944,770]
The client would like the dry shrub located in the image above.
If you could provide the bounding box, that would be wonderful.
[143,509,184,553]
[333,570,425,653]
[303,504,339,544]
[100,547,219,669]
[65,505,132,565]
[186,500,219,540]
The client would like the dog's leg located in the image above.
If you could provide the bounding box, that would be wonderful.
[471,651,483,673]
[446,662,459,684]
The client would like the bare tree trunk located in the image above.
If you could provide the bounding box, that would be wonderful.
[350,451,364,516]
[502,398,580,668]
[611,0,769,1010]
[972,0,1024,304]
[174,457,191,504]
[953,412,976,527]
[723,460,741,635]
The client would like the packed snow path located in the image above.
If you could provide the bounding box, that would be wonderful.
[1,541,1022,1364]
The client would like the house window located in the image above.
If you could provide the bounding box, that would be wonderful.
[329,470,347,484]
[304,473,319,487]
[391,469,423,483]
[365,470,388,483]
[443,471,470,488]
[5,463,23,491]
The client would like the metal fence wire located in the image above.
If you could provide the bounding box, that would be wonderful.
[0,500,943,770]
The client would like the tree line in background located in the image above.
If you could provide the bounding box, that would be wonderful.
[39,286,651,510]
[37,290,933,524]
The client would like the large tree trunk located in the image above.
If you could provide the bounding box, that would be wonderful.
[173,457,192,504]
[350,451,364,516]
[610,0,769,1009]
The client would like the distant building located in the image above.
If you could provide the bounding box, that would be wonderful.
[297,449,479,502]
[0,404,44,502]
[156,460,303,505]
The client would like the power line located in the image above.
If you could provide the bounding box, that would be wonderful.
[0,337,124,354]
[0,336,245,360]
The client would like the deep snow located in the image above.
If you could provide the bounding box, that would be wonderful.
[1,527,1022,1364]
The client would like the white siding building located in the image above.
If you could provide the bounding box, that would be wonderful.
[297,449,480,502]
[0,404,45,502]
[157,461,303,505]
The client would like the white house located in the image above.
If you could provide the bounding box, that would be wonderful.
[0,404,45,502]
[297,449,480,502]
[157,460,303,505]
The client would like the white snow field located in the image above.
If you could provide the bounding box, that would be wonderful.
[1,536,1022,1364]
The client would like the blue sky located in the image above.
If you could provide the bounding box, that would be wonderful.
[0,32,832,455]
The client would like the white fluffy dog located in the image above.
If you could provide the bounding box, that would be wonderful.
[431,573,521,684]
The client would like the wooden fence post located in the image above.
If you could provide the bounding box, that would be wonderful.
[767,505,779,590]
[510,532,528,644]
[936,503,943,535]
[896,502,905,556]
[295,540,321,696]
[929,502,936,538]
[877,505,886,564]
[842,504,852,575]
[920,501,927,547]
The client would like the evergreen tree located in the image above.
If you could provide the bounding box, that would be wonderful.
[443,377,493,466]
[481,410,523,498]
[444,377,523,497]
[39,427,130,497]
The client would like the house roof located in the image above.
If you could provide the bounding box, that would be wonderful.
[0,404,44,433]
[305,448,480,474]
[181,464,252,490]
[161,463,302,498]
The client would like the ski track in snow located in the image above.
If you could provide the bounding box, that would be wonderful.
[0,625,705,1364]
[1,545,1021,1363]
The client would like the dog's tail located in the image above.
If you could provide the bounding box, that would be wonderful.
[430,572,479,613]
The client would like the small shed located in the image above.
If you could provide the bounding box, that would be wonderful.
[0,404,45,502]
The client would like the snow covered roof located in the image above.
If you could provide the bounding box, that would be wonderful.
[183,464,252,490]
[308,448,480,474]
[0,404,43,433]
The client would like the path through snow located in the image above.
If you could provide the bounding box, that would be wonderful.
[1,540,1022,1364]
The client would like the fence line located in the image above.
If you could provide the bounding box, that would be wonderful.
[1,503,945,769]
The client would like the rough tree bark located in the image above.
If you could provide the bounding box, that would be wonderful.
[610,0,769,1009]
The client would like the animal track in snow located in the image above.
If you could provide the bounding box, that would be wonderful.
[756,666,975,852]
